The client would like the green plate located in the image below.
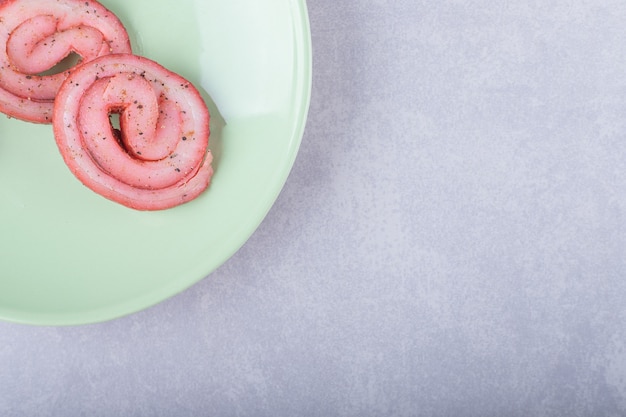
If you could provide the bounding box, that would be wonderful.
[0,0,311,325]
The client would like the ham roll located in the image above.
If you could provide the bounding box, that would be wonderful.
[53,53,213,211]
[0,0,132,123]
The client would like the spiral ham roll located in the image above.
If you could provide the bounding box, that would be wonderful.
[0,0,131,123]
[53,53,213,211]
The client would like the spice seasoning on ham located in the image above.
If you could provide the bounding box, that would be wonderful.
[0,0,131,123]
[52,54,213,211]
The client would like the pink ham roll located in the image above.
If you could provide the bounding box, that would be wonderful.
[53,53,213,211]
[0,0,132,123]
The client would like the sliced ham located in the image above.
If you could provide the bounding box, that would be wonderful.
[0,0,132,123]
[53,53,213,211]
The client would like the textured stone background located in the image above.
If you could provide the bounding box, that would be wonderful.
[3,1,626,416]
